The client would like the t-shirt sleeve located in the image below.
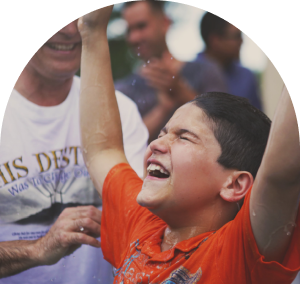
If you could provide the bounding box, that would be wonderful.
[101,163,149,268]
[216,189,300,283]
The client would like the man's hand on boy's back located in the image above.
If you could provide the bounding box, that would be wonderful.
[0,205,101,278]
[250,86,300,263]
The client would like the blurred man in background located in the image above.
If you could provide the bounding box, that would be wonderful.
[0,20,148,282]
[196,12,262,110]
[115,0,227,142]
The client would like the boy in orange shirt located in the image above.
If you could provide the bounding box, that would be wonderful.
[78,6,300,284]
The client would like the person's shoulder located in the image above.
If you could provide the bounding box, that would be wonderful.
[184,57,222,73]
[233,63,255,78]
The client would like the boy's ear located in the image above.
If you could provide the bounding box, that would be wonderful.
[220,171,253,203]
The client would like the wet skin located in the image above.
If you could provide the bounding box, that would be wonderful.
[138,103,234,227]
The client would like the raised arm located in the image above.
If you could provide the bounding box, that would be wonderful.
[250,85,300,262]
[78,6,128,196]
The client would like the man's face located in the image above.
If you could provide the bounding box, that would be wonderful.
[123,2,169,61]
[138,103,232,218]
[26,20,82,80]
[215,24,242,62]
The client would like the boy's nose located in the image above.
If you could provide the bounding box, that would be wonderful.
[149,136,169,154]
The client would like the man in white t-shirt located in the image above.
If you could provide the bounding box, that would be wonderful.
[0,20,148,283]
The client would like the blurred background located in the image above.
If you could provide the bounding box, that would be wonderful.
[106,1,283,120]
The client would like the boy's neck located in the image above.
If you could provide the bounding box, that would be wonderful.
[161,226,211,252]
[160,201,239,252]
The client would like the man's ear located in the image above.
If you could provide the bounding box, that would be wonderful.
[220,171,253,202]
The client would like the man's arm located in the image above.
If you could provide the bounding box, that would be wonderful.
[250,85,300,262]
[0,206,101,278]
[78,6,127,197]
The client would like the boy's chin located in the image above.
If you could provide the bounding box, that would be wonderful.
[136,188,165,210]
[136,190,158,209]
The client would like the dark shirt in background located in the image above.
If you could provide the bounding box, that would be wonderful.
[196,52,262,110]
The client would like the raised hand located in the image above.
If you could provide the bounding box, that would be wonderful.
[78,5,114,39]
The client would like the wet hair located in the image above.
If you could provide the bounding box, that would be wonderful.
[190,92,271,178]
[123,0,165,14]
[200,12,230,46]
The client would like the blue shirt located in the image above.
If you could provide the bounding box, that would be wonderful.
[196,53,262,110]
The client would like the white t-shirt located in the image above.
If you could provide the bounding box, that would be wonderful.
[0,76,148,283]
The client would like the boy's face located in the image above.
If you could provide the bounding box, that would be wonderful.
[138,103,232,218]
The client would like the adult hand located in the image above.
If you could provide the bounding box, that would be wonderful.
[140,52,183,94]
[78,5,114,39]
[36,205,101,265]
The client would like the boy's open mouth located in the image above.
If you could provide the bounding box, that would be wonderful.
[147,163,170,179]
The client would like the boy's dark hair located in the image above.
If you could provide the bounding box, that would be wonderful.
[123,0,165,14]
[191,93,271,178]
[200,12,230,46]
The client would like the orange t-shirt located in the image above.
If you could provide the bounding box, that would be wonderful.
[101,163,300,284]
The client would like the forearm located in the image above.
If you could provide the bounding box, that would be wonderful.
[78,8,128,195]
[260,86,300,185]
[80,31,124,163]
[0,240,41,278]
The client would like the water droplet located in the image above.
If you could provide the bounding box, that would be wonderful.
[252,211,256,216]
[147,60,150,64]
[287,231,291,236]
[83,148,88,154]
[170,57,173,60]
[79,226,84,232]
[137,53,140,56]
[169,89,172,91]
[172,76,175,79]
[132,79,136,86]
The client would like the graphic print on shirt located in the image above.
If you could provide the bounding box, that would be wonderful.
[114,238,202,284]
[161,266,202,284]
[0,146,98,223]
[114,239,149,283]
